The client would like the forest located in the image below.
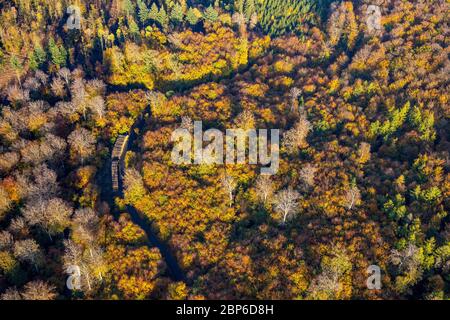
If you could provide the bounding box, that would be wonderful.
[0,0,449,300]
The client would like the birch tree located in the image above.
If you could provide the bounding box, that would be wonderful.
[273,187,300,223]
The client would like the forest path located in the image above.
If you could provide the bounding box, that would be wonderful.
[105,50,260,284]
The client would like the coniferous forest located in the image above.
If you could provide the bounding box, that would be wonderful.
[0,0,449,301]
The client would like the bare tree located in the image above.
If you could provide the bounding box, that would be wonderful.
[22,197,72,239]
[57,67,71,85]
[72,208,99,245]
[255,175,274,204]
[51,77,66,97]
[88,96,105,119]
[54,101,78,119]
[86,79,106,96]
[8,217,29,238]
[0,186,12,218]
[283,116,312,153]
[344,184,361,210]
[221,174,237,207]
[67,128,96,164]
[249,13,258,30]
[273,187,301,223]
[63,239,104,291]
[307,246,352,299]
[289,87,301,112]
[13,239,44,270]
[28,164,59,201]
[0,231,13,250]
[299,164,317,188]
[390,243,424,292]
[357,142,371,164]
[0,287,22,300]
[70,78,88,119]
[23,77,41,91]
[21,281,56,300]
[390,243,422,274]
[232,12,247,36]
[35,70,49,85]
[0,151,19,173]
[6,85,29,104]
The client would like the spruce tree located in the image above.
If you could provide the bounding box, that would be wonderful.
[137,0,150,25]
[170,3,184,25]
[203,5,218,23]
[149,3,159,22]
[157,7,169,29]
[186,7,199,26]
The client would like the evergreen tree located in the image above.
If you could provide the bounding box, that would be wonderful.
[170,3,184,25]
[157,7,169,29]
[244,0,255,20]
[128,17,140,39]
[10,55,23,85]
[28,46,46,71]
[186,7,199,26]
[149,3,159,22]
[258,0,315,36]
[203,5,218,23]
[48,38,67,68]
[137,0,150,26]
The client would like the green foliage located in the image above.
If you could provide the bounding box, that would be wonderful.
[28,46,46,70]
[149,3,159,21]
[186,7,200,26]
[128,17,140,38]
[257,0,315,36]
[9,55,23,72]
[137,0,150,25]
[383,194,407,221]
[244,0,256,20]
[409,105,436,142]
[369,102,411,140]
[411,185,442,204]
[170,3,184,25]
[48,38,67,68]
[203,6,219,23]
[156,7,169,29]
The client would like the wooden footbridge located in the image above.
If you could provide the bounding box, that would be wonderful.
[111,134,129,192]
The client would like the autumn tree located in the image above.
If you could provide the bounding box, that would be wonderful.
[273,187,301,223]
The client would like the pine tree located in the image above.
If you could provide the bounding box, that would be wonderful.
[170,3,184,25]
[157,7,169,29]
[203,5,218,23]
[149,3,159,22]
[48,39,67,68]
[128,17,140,39]
[10,56,23,86]
[137,0,150,25]
[186,7,199,26]
[244,0,255,20]
[258,0,315,36]
[29,46,46,70]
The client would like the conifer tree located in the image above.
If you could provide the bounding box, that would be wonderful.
[186,7,200,26]
[203,5,218,23]
[170,3,184,25]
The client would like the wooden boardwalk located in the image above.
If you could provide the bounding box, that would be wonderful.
[111,134,129,192]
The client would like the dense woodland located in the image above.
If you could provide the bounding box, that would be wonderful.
[0,0,449,300]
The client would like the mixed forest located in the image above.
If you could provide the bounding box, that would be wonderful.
[0,0,449,300]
